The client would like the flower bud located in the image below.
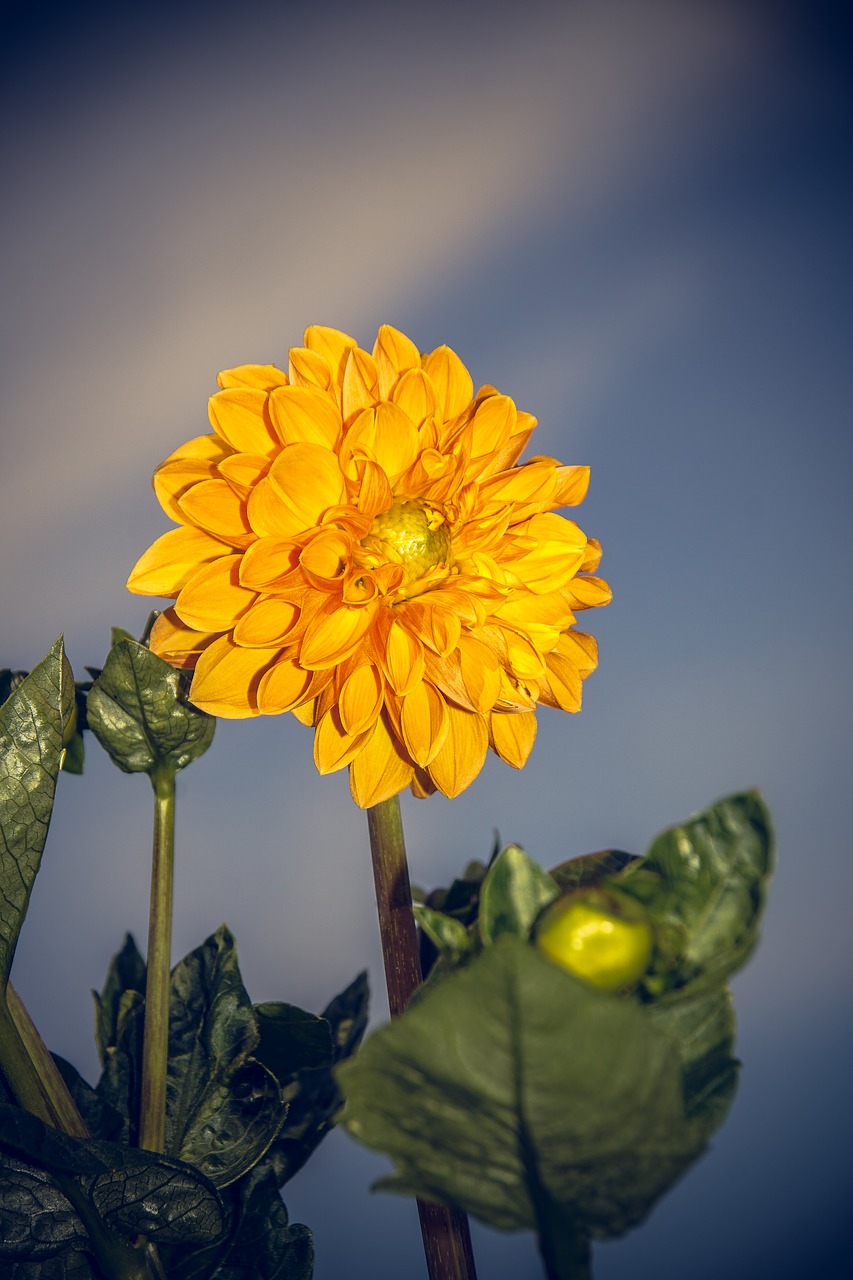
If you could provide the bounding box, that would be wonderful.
[535,888,653,991]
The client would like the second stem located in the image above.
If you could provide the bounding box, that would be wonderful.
[139,764,176,1154]
[366,795,478,1280]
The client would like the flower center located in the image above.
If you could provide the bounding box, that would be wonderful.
[363,499,453,584]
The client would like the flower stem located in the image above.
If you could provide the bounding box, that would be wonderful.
[139,764,176,1154]
[366,795,478,1280]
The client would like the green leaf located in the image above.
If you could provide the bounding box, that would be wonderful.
[478,845,559,945]
[647,987,739,1127]
[340,939,714,1240]
[550,849,637,894]
[620,792,774,991]
[86,638,215,776]
[268,971,368,1187]
[165,927,285,1188]
[94,933,147,1066]
[0,1102,226,1263]
[254,1004,334,1081]
[413,906,474,963]
[0,637,74,990]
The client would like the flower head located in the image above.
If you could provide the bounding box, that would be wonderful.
[128,325,611,807]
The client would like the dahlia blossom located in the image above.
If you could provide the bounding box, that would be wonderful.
[128,325,611,807]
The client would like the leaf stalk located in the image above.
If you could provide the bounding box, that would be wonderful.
[139,764,177,1153]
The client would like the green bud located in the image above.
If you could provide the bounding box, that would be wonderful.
[535,888,653,991]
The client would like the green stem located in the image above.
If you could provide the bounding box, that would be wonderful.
[366,795,478,1280]
[139,765,176,1154]
[536,1194,592,1280]
[5,980,88,1136]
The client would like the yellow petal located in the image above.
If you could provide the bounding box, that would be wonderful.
[268,443,346,529]
[466,394,516,462]
[563,575,612,611]
[355,459,393,521]
[373,324,421,399]
[349,713,414,808]
[233,597,300,647]
[421,345,473,422]
[127,526,228,597]
[268,384,342,448]
[190,634,280,717]
[217,453,270,498]
[391,369,438,425]
[303,325,357,385]
[314,706,373,774]
[543,653,583,711]
[148,607,219,669]
[427,703,489,799]
[256,656,313,713]
[401,680,449,766]
[342,347,380,423]
[556,629,598,673]
[154,435,231,522]
[300,601,377,669]
[288,346,333,390]
[217,364,288,391]
[300,529,351,585]
[238,537,301,589]
[383,620,425,695]
[554,465,590,507]
[508,514,588,593]
[457,634,501,713]
[176,555,257,631]
[581,537,603,573]
[178,479,252,542]
[246,478,307,539]
[490,710,537,768]
[410,766,437,799]
[339,663,384,735]
[208,389,278,455]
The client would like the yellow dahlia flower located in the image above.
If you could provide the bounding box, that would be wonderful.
[128,325,611,808]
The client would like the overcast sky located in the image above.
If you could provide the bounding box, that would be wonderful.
[2,2,852,1278]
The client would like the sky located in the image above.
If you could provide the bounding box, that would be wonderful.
[2,1,852,1277]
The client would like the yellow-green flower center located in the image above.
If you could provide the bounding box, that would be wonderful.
[365,500,452,583]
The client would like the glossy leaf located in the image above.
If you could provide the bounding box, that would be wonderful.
[413,906,473,963]
[340,938,713,1239]
[86,638,215,776]
[0,637,74,990]
[0,1102,225,1263]
[478,845,559,945]
[165,927,285,1187]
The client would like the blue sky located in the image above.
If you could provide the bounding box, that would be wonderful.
[2,2,852,1277]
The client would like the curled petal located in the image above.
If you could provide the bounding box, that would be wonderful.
[427,703,489,798]
[209,388,278,454]
[349,712,415,808]
[339,663,384,735]
[176,556,257,631]
[268,384,341,448]
[421,345,473,422]
[304,325,357,385]
[190,634,281,717]
[217,364,288,391]
[257,656,313,713]
[128,526,229,597]
[401,680,449,767]
[489,710,537,768]
[373,324,421,399]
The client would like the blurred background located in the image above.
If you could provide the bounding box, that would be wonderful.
[2,1,851,1276]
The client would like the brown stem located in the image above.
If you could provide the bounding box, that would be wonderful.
[366,795,478,1280]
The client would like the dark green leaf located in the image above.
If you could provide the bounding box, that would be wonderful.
[86,639,215,776]
[0,638,74,989]
[0,670,28,705]
[268,972,368,1187]
[95,990,145,1146]
[619,792,774,991]
[93,933,147,1067]
[110,627,137,649]
[50,1056,124,1145]
[164,1158,313,1280]
[647,987,739,1128]
[166,927,285,1187]
[254,1005,334,1081]
[478,845,559,945]
[550,850,637,894]
[0,1102,226,1255]
[340,939,714,1239]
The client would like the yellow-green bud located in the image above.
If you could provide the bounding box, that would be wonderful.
[535,888,653,991]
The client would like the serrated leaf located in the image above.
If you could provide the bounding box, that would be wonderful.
[478,845,559,945]
[340,939,714,1240]
[166,927,285,1188]
[86,639,215,776]
[620,792,774,990]
[550,849,637,894]
[0,638,74,990]
[254,1004,334,1081]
